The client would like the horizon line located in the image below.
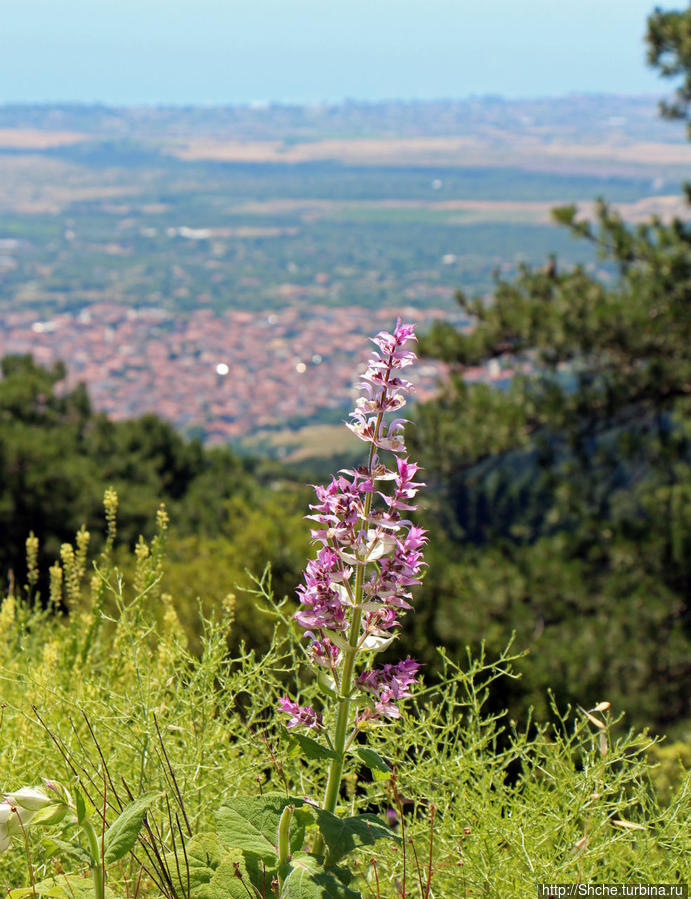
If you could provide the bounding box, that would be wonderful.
[0,91,666,112]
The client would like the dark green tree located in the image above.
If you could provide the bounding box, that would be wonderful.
[0,356,98,585]
[648,3,691,132]
[407,6,691,729]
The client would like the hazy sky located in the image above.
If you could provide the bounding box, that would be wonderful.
[1,0,672,105]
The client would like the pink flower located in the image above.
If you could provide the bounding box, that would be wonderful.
[309,638,341,669]
[282,320,424,728]
[357,659,421,720]
[295,547,349,633]
[278,697,322,731]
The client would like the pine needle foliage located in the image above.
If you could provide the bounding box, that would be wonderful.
[408,6,691,727]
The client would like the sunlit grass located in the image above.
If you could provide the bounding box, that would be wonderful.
[0,498,688,896]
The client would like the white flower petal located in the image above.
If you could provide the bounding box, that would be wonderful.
[360,634,396,652]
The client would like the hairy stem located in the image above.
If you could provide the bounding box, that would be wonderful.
[314,407,385,856]
[83,819,105,899]
[276,803,294,887]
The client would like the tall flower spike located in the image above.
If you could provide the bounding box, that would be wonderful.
[346,320,418,453]
[284,319,423,767]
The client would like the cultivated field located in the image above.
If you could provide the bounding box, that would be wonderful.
[171,133,691,176]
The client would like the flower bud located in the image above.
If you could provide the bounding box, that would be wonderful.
[0,799,35,851]
[4,786,53,812]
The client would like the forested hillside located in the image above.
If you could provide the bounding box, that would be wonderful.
[405,7,691,731]
[0,354,312,649]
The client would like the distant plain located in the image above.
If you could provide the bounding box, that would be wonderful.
[0,96,689,451]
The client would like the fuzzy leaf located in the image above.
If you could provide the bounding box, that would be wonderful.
[292,804,315,853]
[103,791,158,863]
[216,793,306,861]
[41,836,91,866]
[353,747,390,775]
[168,831,223,898]
[167,832,259,898]
[207,847,254,898]
[286,729,339,761]
[281,853,361,898]
[316,810,398,864]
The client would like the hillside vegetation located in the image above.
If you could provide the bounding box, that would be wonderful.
[0,507,688,895]
[1,4,691,895]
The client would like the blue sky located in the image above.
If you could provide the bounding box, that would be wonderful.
[1,0,671,105]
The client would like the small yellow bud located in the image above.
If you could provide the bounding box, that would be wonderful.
[0,596,16,641]
[156,504,169,533]
[222,593,236,633]
[103,487,118,543]
[134,536,151,595]
[60,544,80,608]
[135,537,150,563]
[49,563,63,608]
[75,525,90,580]
[25,532,39,588]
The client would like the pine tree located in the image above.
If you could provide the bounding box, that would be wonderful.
[408,4,691,729]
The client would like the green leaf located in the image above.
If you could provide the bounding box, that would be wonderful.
[6,888,66,899]
[102,791,158,863]
[281,853,361,898]
[168,831,223,898]
[244,851,276,895]
[286,729,339,761]
[315,810,398,865]
[31,803,69,826]
[208,848,256,898]
[8,877,116,898]
[216,792,306,861]
[316,672,339,698]
[353,747,390,776]
[41,835,91,866]
[292,804,315,853]
[173,832,274,898]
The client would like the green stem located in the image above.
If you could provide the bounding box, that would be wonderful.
[321,602,364,814]
[82,819,105,899]
[314,412,384,857]
[15,813,37,899]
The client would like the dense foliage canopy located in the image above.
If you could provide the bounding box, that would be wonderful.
[406,5,691,729]
[0,354,309,647]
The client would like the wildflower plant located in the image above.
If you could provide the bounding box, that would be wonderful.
[282,321,426,813]
[200,321,428,896]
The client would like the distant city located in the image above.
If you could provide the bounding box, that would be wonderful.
[0,303,454,444]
